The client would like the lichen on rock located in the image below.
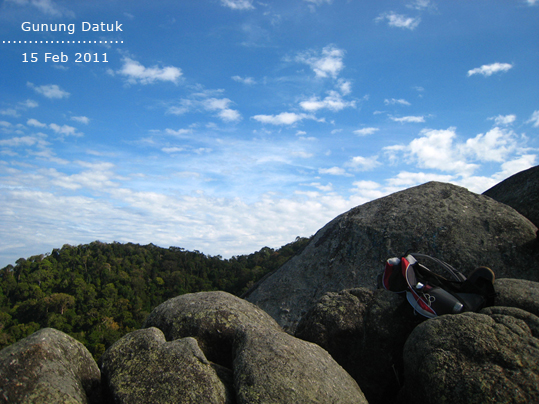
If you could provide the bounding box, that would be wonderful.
[0,327,100,404]
[403,309,539,404]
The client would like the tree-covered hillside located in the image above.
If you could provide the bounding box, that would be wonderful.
[0,238,310,359]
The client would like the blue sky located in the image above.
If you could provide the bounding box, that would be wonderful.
[0,0,538,267]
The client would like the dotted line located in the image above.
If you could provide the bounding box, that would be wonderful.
[3,40,124,44]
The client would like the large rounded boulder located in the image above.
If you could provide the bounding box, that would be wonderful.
[0,328,100,404]
[295,288,423,404]
[142,290,282,368]
[245,181,538,332]
[102,291,367,404]
[100,327,231,404]
[403,307,539,403]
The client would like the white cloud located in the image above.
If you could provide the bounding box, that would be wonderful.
[218,108,242,122]
[49,123,83,137]
[296,45,345,79]
[167,95,241,123]
[353,127,379,136]
[162,147,185,154]
[28,119,82,137]
[299,91,356,112]
[6,0,74,17]
[386,171,455,187]
[118,57,183,85]
[71,116,90,125]
[318,166,349,176]
[291,151,313,159]
[526,0,538,5]
[350,180,387,201]
[167,100,192,116]
[345,155,380,171]
[526,110,539,127]
[0,136,45,147]
[375,12,421,30]
[232,75,256,85]
[220,0,254,10]
[0,109,19,117]
[203,98,242,122]
[495,154,536,180]
[27,82,70,99]
[462,127,516,163]
[384,126,533,182]
[337,79,352,95]
[467,63,513,77]
[304,0,333,5]
[407,0,433,10]
[203,98,232,111]
[489,114,516,126]
[304,182,333,192]
[390,115,425,123]
[396,127,478,175]
[385,98,411,106]
[27,118,47,128]
[19,99,39,108]
[252,112,314,125]
[165,128,193,136]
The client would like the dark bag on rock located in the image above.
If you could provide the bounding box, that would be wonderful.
[380,253,496,318]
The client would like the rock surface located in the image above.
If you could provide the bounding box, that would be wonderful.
[0,327,100,404]
[118,291,368,404]
[233,325,365,403]
[403,307,539,404]
[483,165,539,229]
[494,278,539,317]
[245,181,539,332]
[100,327,231,404]
[143,290,282,368]
[295,288,423,404]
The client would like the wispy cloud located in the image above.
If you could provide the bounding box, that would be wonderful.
[0,109,19,117]
[19,99,39,109]
[318,166,350,176]
[71,116,90,125]
[5,0,75,17]
[527,110,539,127]
[345,155,381,171]
[385,98,411,106]
[390,115,425,123]
[353,127,379,136]
[203,98,242,122]
[467,62,513,77]
[488,114,516,126]
[27,118,47,128]
[220,0,254,10]
[232,75,256,85]
[167,93,241,123]
[116,57,183,85]
[49,123,83,137]
[375,12,421,30]
[0,135,48,148]
[252,112,315,125]
[303,0,333,8]
[295,45,345,79]
[299,91,356,112]
[407,0,434,10]
[27,118,83,137]
[27,82,70,99]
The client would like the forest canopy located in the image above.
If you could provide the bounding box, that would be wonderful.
[0,238,310,359]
